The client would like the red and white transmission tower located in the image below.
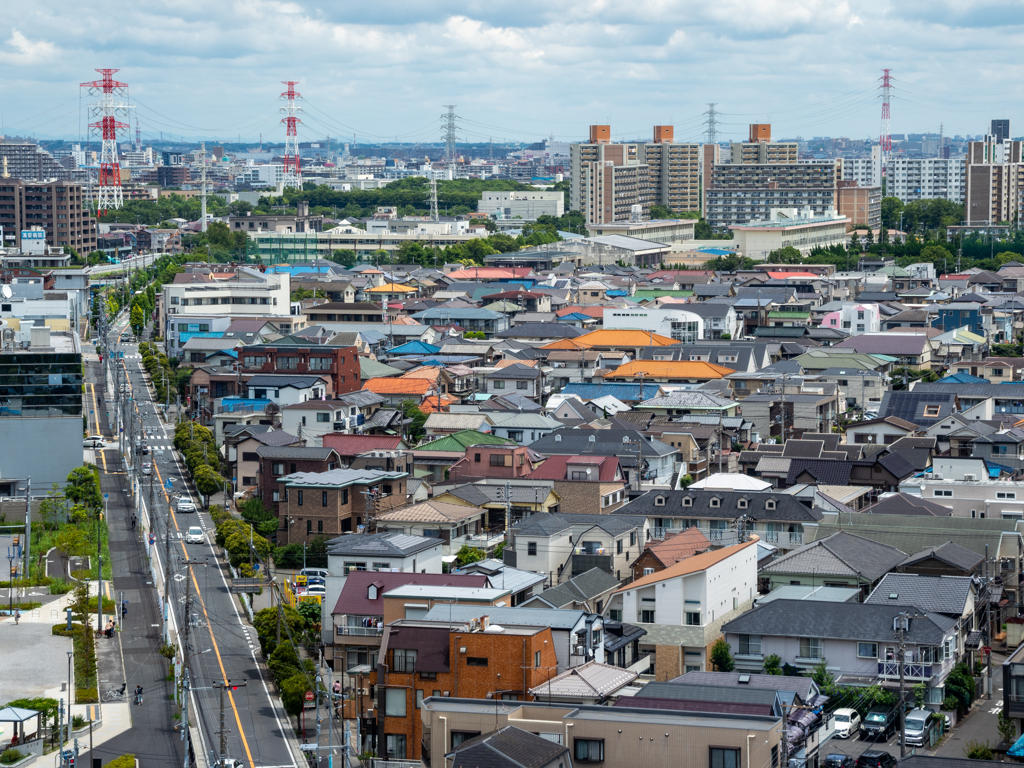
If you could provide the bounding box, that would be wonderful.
[80,69,130,213]
[280,81,303,190]
[879,68,893,184]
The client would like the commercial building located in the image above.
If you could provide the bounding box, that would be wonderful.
[0,179,97,252]
[887,157,965,203]
[730,208,849,258]
[247,227,488,263]
[836,181,882,228]
[476,190,564,220]
[160,268,292,338]
[0,327,83,494]
[586,218,695,244]
[603,306,705,344]
[704,161,841,231]
[228,200,323,233]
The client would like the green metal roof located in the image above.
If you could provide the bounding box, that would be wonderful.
[359,357,404,378]
[416,429,516,452]
[768,311,810,319]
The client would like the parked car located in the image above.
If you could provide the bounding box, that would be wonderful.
[300,568,329,580]
[901,709,932,747]
[855,753,896,768]
[185,526,205,545]
[862,708,897,740]
[833,708,861,739]
[823,754,854,768]
[299,584,326,597]
[176,496,196,513]
[304,577,326,587]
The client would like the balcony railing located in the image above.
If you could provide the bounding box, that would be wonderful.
[336,624,384,637]
[790,533,804,545]
[878,661,934,681]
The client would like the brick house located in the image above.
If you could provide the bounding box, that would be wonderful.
[371,617,558,760]
[320,434,410,465]
[238,342,361,395]
[226,426,302,493]
[447,444,540,483]
[629,527,713,582]
[526,455,628,515]
[256,445,342,515]
[276,467,409,544]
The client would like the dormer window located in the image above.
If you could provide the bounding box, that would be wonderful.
[368,585,378,600]
[682,497,692,507]
[654,496,665,507]
[555,434,561,442]
[710,497,720,508]
[765,499,776,511]
[738,499,748,509]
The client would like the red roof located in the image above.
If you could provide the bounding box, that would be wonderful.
[331,571,488,615]
[321,434,406,455]
[528,455,621,482]
[555,306,605,318]
[445,267,533,280]
[766,271,820,280]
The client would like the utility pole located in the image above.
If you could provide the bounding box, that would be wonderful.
[894,610,924,758]
[163,490,176,644]
[214,680,246,767]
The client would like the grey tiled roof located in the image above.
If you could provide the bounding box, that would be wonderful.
[615,489,822,523]
[865,573,973,615]
[245,374,328,389]
[421,604,591,630]
[255,446,338,460]
[760,531,906,581]
[326,531,439,556]
[672,671,817,704]
[899,541,983,571]
[447,726,569,768]
[530,568,621,607]
[513,512,646,538]
[721,598,956,644]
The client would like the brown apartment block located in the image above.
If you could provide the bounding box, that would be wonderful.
[749,123,772,143]
[837,180,882,229]
[0,179,97,252]
[238,343,361,396]
[372,619,558,760]
[964,140,1024,225]
[729,123,799,165]
[275,468,409,544]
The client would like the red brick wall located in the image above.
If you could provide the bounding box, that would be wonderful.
[238,345,361,395]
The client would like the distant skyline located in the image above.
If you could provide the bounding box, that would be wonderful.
[0,1,1019,145]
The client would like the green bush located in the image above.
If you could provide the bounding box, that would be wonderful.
[72,715,86,729]
[48,578,72,595]
[76,688,97,704]
[105,755,135,768]
[963,740,994,760]
[0,748,25,765]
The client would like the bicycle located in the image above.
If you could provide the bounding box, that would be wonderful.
[102,687,126,702]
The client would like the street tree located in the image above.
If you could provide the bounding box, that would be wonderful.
[54,528,89,577]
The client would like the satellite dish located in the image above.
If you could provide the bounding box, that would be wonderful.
[1,285,11,300]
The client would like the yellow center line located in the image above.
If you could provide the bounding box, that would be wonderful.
[153,451,256,768]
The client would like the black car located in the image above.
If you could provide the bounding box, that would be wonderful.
[855,752,897,768]
[861,707,897,740]
[823,754,854,768]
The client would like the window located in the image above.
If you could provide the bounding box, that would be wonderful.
[575,739,604,762]
[528,542,537,556]
[272,463,284,475]
[392,648,417,673]
[517,380,528,390]
[466,657,488,667]
[933,489,953,497]
[297,490,303,506]
[643,567,655,576]
[316,413,330,423]
[630,531,637,546]
[452,732,481,749]
[993,368,1005,377]
[384,688,406,717]
[420,671,437,681]
[322,491,328,506]
[765,499,776,510]
[415,690,423,709]
[501,693,520,701]
[535,651,542,668]
[858,642,878,658]
[474,453,481,463]
[710,497,720,508]
[998,492,1017,500]
[799,638,822,658]
[306,520,312,534]
[710,748,740,768]
[682,496,692,507]
[738,499,748,509]
[494,380,505,389]
[318,520,323,533]
[242,452,259,462]
[654,496,665,507]
[385,734,406,759]
[738,635,760,655]
[924,405,941,417]
[995,445,1010,455]
[617,540,623,554]
[490,454,509,466]
[641,610,655,623]
[609,609,622,621]
[341,489,349,505]
[686,612,701,626]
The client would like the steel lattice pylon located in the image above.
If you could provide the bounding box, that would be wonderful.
[879,69,893,182]
[81,69,130,214]
[280,81,303,190]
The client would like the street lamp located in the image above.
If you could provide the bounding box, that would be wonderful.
[66,650,74,744]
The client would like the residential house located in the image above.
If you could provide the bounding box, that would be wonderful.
[722,599,959,705]
[607,539,759,679]
[445,727,572,768]
[276,467,410,544]
[485,363,545,400]
[245,373,332,404]
[833,333,933,370]
[451,559,546,606]
[373,500,490,556]
[227,426,303,493]
[510,512,648,584]
[522,568,622,613]
[759,531,907,594]
[413,430,516,482]
[844,416,921,445]
[603,360,735,386]
[362,376,436,406]
[970,430,1024,470]
[629,527,713,581]
[238,341,361,395]
[527,663,638,706]
[434,481,562,529]
[320,434,410,467]
[528,429,679,488]
[423,413,494,438]
[256,445,342,514]
[874,391,959,430]
[527,455,628,515]
[486,412,561,445]
[897,542,985,578]
[280,400,364,446]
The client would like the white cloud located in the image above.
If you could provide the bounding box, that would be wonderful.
[0,29,56,64]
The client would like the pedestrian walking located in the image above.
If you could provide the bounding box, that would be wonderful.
[13,608,19,625]
[131,514,136,530]
[121,600,128,620]
[134,684,143,705]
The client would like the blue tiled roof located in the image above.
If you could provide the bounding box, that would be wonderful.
[561,382,661,402]
[386,341,441,355]
[935,372,989,384]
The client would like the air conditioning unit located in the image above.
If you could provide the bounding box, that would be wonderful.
[931,474,942,480]
[964,474,977,481]
[572,645,586,656]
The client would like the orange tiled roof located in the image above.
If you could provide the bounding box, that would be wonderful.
[495,359,538,368]
[366,283,417,293]
[642,527,713,565]
[614,538,758,592]
[418,395,457,413]
[401,367,442,381]
[573,329,678,347]
[556,306,606,318]
[607,360,734,379]
[363,377,432,395]
[540,338,589,350]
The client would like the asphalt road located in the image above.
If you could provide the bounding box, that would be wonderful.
[107,319,297,768]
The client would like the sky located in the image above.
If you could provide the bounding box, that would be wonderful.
[0,0,1021,146]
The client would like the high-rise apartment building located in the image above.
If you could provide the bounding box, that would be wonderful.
[728,124,799,164]
[0,180,97,252]
[841,146,965,204]
[704,161,841,231]
[569,125,700,224]
[964,138,1024,225]
[992,119,1011,144]
[0,143,69,181]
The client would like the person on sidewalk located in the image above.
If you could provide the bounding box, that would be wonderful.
[134,684,143,705]
[121,601,128,620]
[131,514,136,530]
[13,608,19,625]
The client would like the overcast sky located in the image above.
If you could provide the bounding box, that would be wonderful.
[0,0,1019,145]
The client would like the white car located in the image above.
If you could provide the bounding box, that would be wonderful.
[141,462,153,476]
[299,584,326,596]
[83,435,104,448]
[176,496,196,513]
[185,526,205,545]
[833,708,861,739]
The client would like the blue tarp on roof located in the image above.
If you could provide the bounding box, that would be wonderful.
[219,398,273,413]
[386,341,441,355]
[1008,732,1024,757]
[606,290,628,297]
[561,382,661,402]
[988,461,1013,477]
[698,248,736,256]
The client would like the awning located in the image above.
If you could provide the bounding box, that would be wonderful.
[965,630,983,649]
[442,555,458,563]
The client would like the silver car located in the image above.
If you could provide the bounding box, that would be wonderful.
[185,526,205,545]
[176,496,196,513]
